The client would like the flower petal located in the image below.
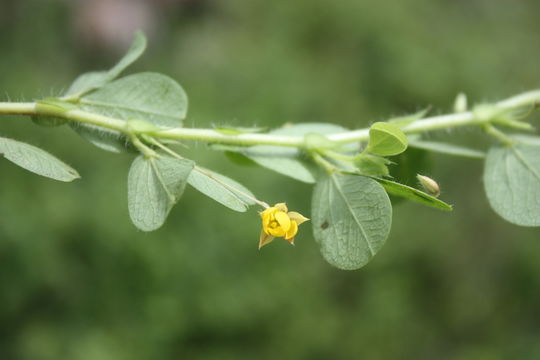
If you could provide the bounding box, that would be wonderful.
[285,220,298,240]
[260,207,276,219]
[287,211,309,225]
[275,211,291,232]
[259,230,275,249]
[261,212,273,232]
[268,226,286,237]
[274,203,288,213]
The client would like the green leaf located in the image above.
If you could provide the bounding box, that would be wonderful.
[226,123,357,183]
[372,177,453,211]
[0,137,80,182]
[66,71,108,97]
[187,167,255,212]
[71,72,188,152]
[239,145,317,183]
[367,122,408,156]
[512,134,540,146]
[390,147,430,187]
[66,31,147,96]
[224,151,258,167]
[354,154,390,176]
[79,72,188,127]
[31,116,68,127]
[312,173,392,270]
[128,154,194,231]
[484,144,540,226]
[71,123,134,153]
[408,139,485,159]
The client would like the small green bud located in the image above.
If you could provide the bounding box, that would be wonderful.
[454,93,467,113]
[417,174,440,198]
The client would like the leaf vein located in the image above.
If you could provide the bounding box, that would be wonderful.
[330,174,375,256]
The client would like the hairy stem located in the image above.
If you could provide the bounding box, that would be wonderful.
[0,102,36,115]
[1,90,540,148]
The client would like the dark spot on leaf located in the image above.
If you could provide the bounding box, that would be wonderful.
[321,221,329,229]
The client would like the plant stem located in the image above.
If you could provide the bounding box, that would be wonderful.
[1,90,540,148]
[483,124,516,146]
[0,102,36,115]
[129,134,157,157]
[312,153,337,173]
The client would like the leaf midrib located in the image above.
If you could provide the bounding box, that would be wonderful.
[330,174,375,256]
[80,98,183,120]
[511,146,540,183]
[190,167,248,210]
[149,158,176,204]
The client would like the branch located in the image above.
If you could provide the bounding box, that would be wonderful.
[1,89,539,148]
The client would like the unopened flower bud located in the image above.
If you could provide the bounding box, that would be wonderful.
[453,92,467,113]
[417,174,440,198]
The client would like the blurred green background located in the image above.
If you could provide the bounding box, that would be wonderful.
[1,0,540,359]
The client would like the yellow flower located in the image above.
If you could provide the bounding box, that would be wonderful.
[259,203,309,249]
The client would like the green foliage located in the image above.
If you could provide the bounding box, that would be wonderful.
[367,121,408,156]
[223,123,356,183]
[312,173,392,270]
[79,73,187,127]
[32,98,77,127]
[4,2,540,358]
[69,123,134,153]
[0,137,79,182]
[72,72,187,153]
[408,138,485,159]
[187,167,255,212]
[484,144,540,226]
[61,33,186,153]
[511,134,540,146]
[31,115,67,127]
[66,31,147,97]
[2,23,540,274]
[240,144,317,183]
[390,147,430,186]
[223,150,258,166]
[128,154,194,231]
[354,154,391,176]
[374,177,452,211]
